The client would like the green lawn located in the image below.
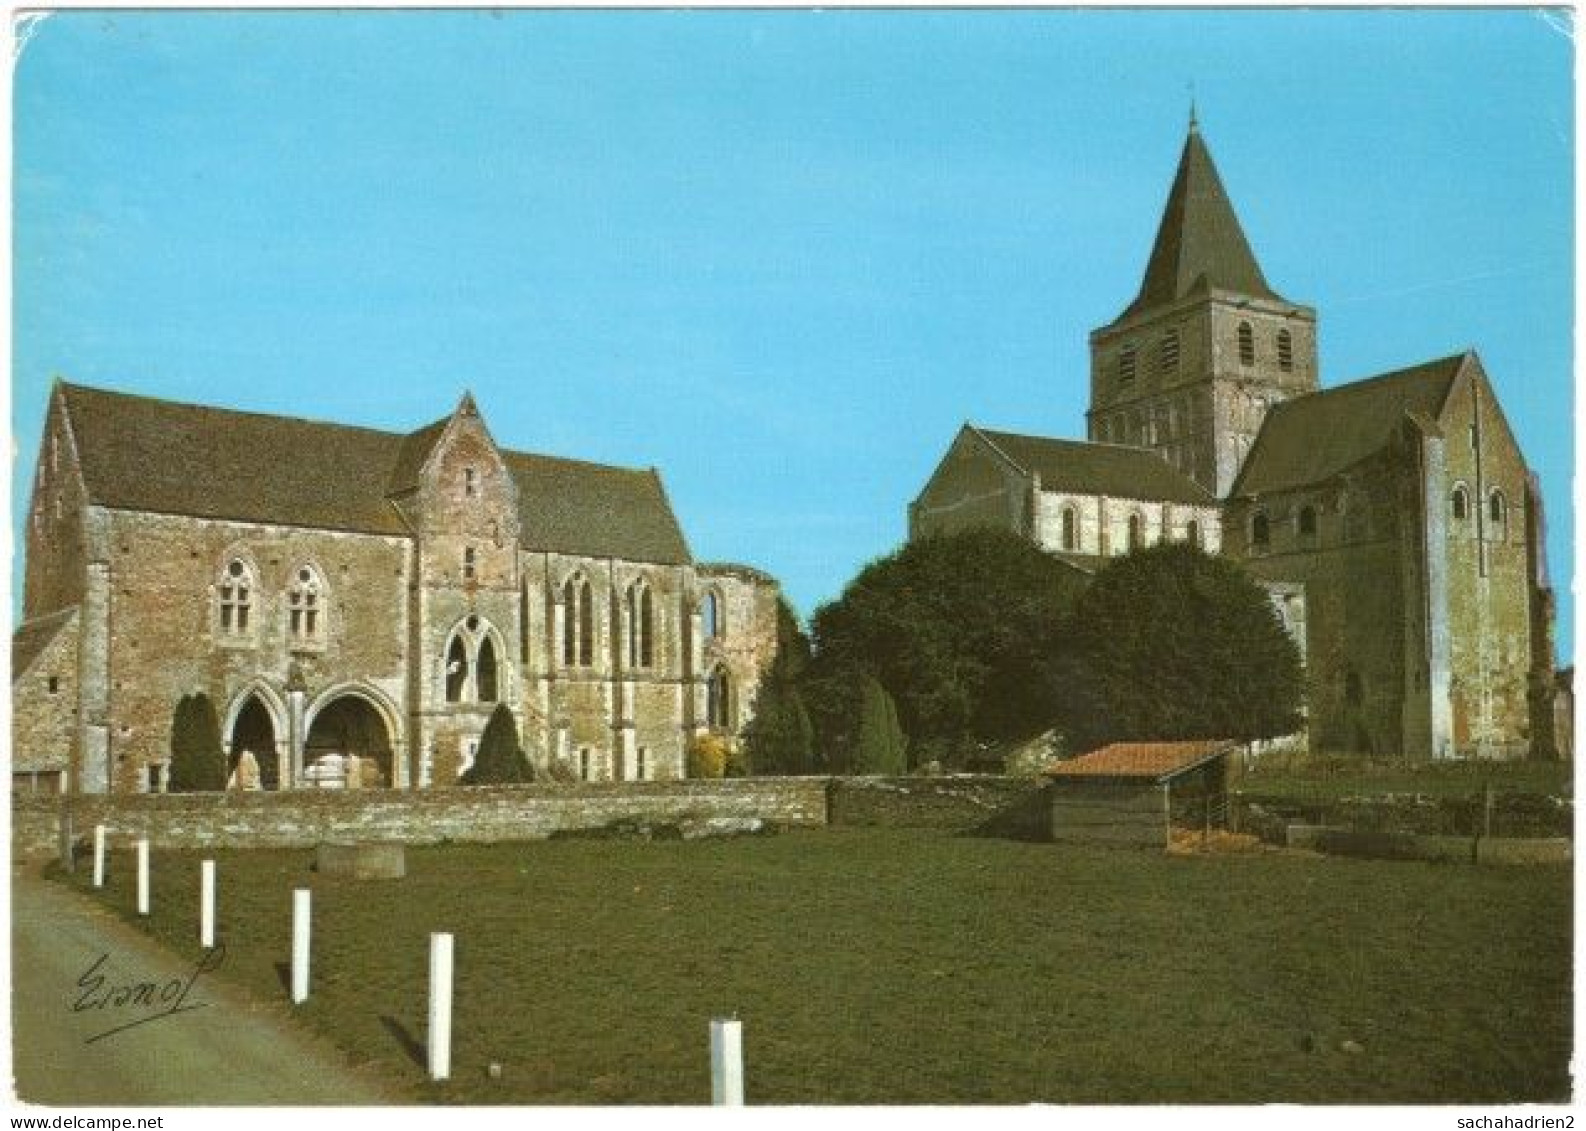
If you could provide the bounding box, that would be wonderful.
[63,828,1571,1104]
[1238,757,1573,803]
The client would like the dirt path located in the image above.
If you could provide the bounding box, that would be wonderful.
[11,863,399,1106]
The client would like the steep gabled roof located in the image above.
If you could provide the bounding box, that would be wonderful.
[1232,353,1468,497]
[56,382,692,564]
[505,453,691,565]
[974,427,1214,506]
[1114,121,1287,323]
[60,383,412,535]
[12,607,78,683]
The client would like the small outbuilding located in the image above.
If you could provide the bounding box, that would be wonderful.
[1045,740,1236,848]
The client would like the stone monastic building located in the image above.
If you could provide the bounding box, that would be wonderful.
[912,117,1557,760]
[13,384,781,794]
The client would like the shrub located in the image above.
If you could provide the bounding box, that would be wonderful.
[687,733,731,779]
[460,703,534,785]
[169,693,227,792]
[852,674,907,775]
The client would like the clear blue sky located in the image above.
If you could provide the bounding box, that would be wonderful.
[12,9,1575,660]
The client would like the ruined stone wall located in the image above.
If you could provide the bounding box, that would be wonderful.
[11,610,80,778]
[696,565,782,745]
[93,509,411,793]
[12,778,832,858]
[1227,449,1412,757]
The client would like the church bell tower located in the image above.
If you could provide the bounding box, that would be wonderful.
[1086,114,1318,497]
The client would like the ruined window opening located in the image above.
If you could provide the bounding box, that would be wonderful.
[1277,328,1294,371]
[1118,343,1137,383]
[218,558,254,636]
[1237,321,1255,367]
[445,635,469,703]
[702,590,723,640]
[637,747,649,780]
[1185,520,1201,549]
[1126,512,1144,552]
[47,676,59,695]
[1451,485,1469,522]
[1251,511,1271,549]
[707,667,732,730]
[463,546,477,582]
[476,634,499,702]
[579,747,592,781]
[464,467,478,497]
[1060,507,1079,552]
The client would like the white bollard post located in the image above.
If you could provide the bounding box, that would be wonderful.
[200,860,216,949]
[92,825,106,889]
[291,889,311,1004]
[428,932,454,1082]
[711,1017,744,1106]
[135,838,150,916]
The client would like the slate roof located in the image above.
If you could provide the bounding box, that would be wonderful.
[12,607,77,683]
[56,382,692,564]
[1114,121,1288,323]
[1046,739,1235,782]
[973,427,1214,505]
[1231,353,1467,498]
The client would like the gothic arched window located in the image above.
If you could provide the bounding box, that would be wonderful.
[1451,485,1469,522]
[707,666,733,730]
[1237,321,1255,367]
[287,564,325,644]
[445,635,469,703]
[702,590,723,640]
[562,575,594,666]
[476,634,499,702]
[217,558,255,637]
[625,580,655,669]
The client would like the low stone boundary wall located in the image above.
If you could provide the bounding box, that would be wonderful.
[12,778,832,858]
[1281,823,1571,866]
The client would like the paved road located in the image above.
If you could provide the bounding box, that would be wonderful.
[11,863,397,1106]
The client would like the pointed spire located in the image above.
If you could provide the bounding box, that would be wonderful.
[456,390,479,417]
[1118,121,1284,321]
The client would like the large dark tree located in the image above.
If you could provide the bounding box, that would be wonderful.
[460,703,534,785]
[740,598,817,775]
[169,692,227,792]
[1059,542,1304,752]
[807,529,1089,769]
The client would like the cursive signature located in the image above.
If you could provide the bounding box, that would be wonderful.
[72,945,226,1044]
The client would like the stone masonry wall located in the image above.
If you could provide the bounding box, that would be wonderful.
[14,778,832,859]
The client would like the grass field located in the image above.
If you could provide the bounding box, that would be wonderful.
[1238,757,1574,803]
[64,828,1571,1104]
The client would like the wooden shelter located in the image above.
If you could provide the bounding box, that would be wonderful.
[1045,740,1236,848]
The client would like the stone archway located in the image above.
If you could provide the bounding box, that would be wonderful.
[305,694,395,788]
[230,696,281,790]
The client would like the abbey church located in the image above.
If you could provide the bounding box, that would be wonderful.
[13,386,781,794]
[912,118,1558,760]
